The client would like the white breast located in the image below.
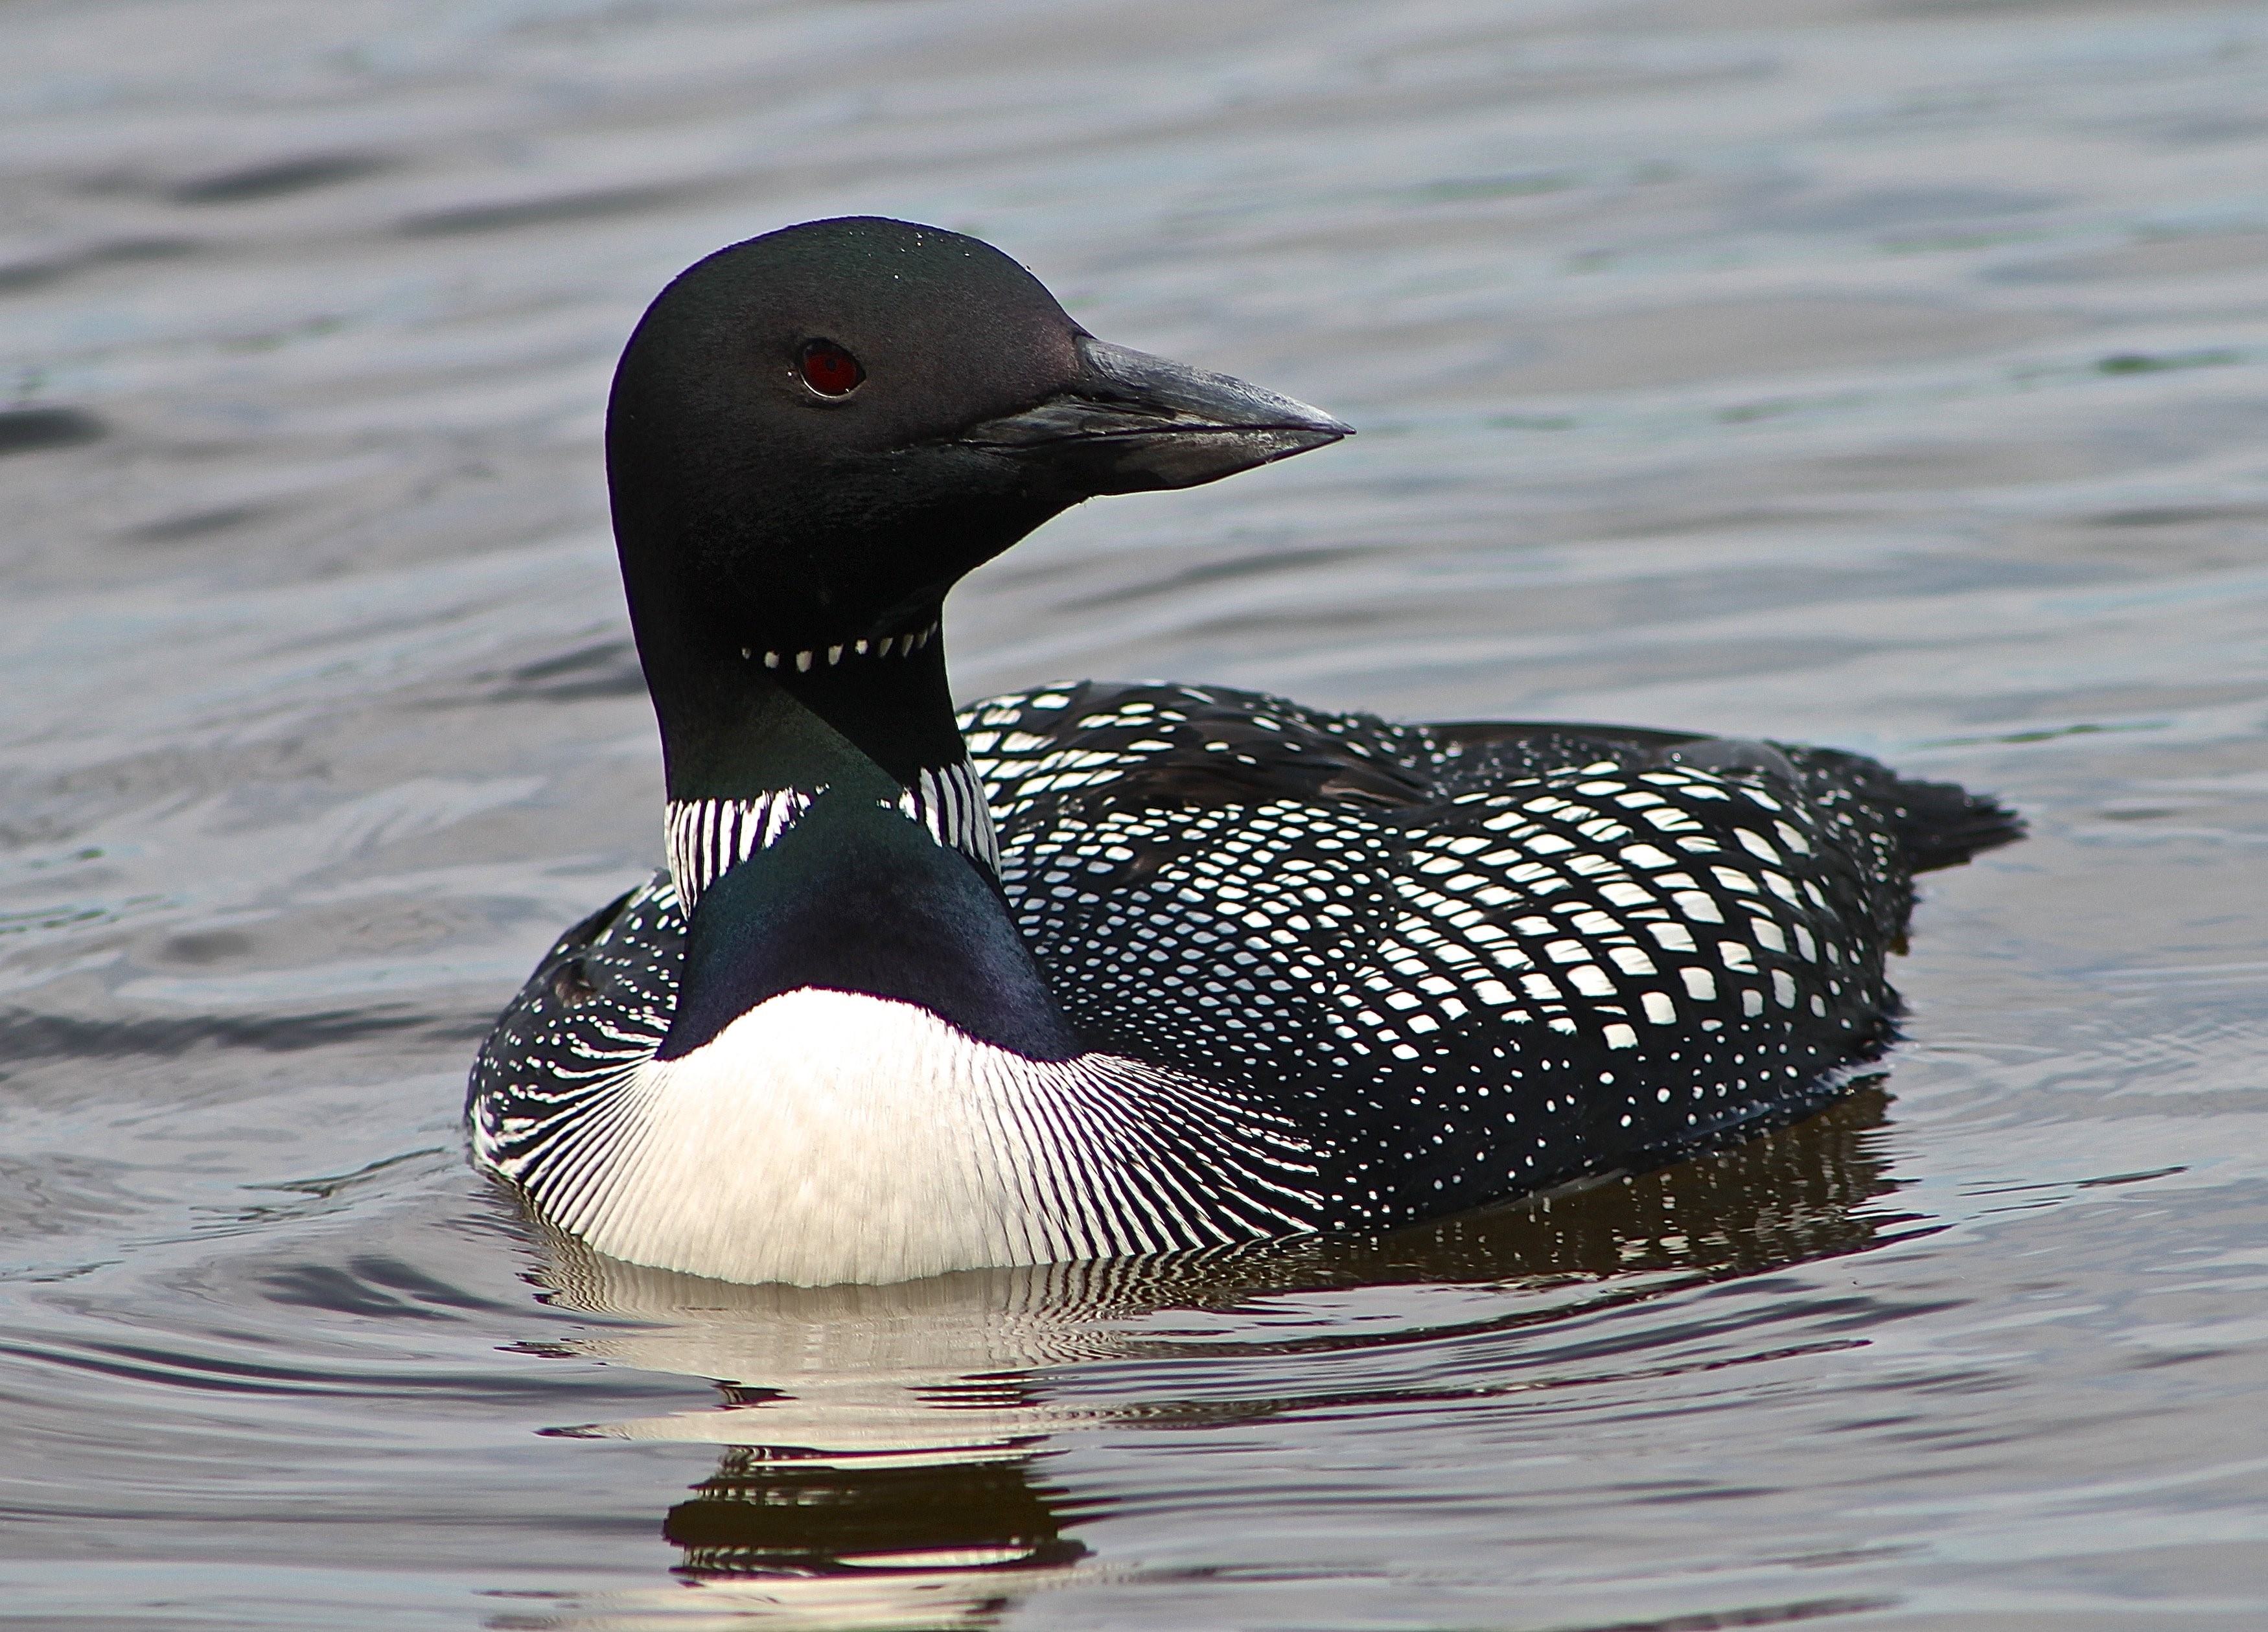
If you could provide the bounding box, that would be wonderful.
[512,987,1315,1286]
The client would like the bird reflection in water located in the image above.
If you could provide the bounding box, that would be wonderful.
[516,1084,1904,1627]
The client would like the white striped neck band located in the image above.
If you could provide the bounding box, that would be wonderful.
[737,621,940,674]
[665,757,1000,911]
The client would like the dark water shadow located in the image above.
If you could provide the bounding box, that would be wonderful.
[0,406,106,456]
[0,1005,464,1068]
[165,153,396,205]
[505,1086,1906,1622]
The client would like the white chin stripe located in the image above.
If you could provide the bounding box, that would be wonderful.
[743,620,938,672]
[665,759,999,910]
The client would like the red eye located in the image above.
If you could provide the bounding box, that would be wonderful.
[798,339,864,397]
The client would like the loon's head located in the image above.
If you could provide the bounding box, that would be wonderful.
[605,216,1349,798]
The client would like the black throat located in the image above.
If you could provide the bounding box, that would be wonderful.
[636,608,1010,913]
[623,558,967,804]
[660,791,1080,1063]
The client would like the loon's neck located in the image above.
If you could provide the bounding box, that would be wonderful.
[631,599,999,910]
[627,595,1053,1059]
[649,612,960,798]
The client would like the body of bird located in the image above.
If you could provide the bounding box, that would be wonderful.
[470,218,2017,1286]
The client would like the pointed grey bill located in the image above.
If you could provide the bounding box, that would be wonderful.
[960,335,1352,493]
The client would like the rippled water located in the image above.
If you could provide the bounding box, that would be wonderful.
[5,0,2267,1625]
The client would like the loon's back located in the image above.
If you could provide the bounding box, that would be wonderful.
[975,682,2015,1221]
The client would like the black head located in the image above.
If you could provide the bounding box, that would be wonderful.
[607,216,1352,679]
[606,216,1349,796]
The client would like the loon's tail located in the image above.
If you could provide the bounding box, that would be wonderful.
[1888,777,2026,874]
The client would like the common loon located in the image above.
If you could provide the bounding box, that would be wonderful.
[470,216,2019,1287]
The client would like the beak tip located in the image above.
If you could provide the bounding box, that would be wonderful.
[1281,406,1355,450]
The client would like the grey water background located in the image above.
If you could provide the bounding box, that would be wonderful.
[4,0,2266,1625]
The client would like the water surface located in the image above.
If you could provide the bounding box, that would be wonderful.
[4,0,2267,1626]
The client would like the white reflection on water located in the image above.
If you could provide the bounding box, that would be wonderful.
[502,1089,1902,1624]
